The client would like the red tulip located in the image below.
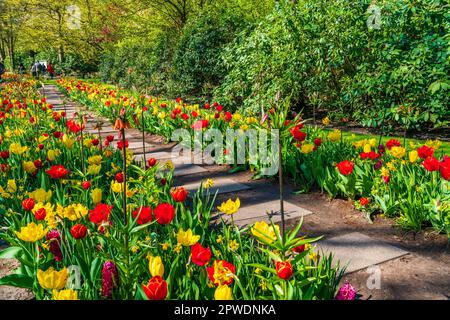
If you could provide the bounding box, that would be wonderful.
[115,172,124,183]
[22,198,35,211]
[147,158,157,167]
[293,245,305,253]
[142,276,167,300]
[70,224,87,239]
[46,165,69,179]
[224,111,232,122]
[276,261,293,280]
[0,151,9,159]
[386,139,401,150]
[290,126,306,142]
[314,138,322,147]
[440,156,450,180]
[191,243,212,266]
[191,120,208,130]
[89,203,113,225]
[336,160,354,175]
[82,181,91,190]
[422,156,440,172]
[359,197,370,206]
[154,203,175,225]
[417,145,434,159]
[34,208,46,221]
[171,187,188,202]
[132,206,153,225]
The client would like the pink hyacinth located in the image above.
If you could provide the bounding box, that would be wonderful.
[335,282,357,300]
[102,261,119,298]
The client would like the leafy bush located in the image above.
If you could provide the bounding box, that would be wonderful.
[216,0,449,129]
[171,8,248,97]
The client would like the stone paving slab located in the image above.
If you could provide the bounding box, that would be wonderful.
[180,178,250,195]
[134,152,175,163]
[121,141,156,152]
[316,232,409,274]
[221,199,313,226]
[158,163,207,177]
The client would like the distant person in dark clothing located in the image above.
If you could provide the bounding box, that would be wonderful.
[18,63,25,74]
[0,61,5,78]
[39,62,46,76]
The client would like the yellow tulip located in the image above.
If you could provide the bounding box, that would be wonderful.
[29,188,52,203]
[390,146,406,159]
[23,161,37,174]
[9,143,28,155]
[217,198,240,215]
[47,149,61,161]
[204,178,214,189]
[409,150,419,163]
[148,256,165,277]
[363,144,371,153]
[111,181,123,193]
[91,188,102,204]
[88,155,102,165]
[176,228,200,246]
[251,221,279,244]
[56,204,88,221]
[214,285,232,300]
[16,222,48,242]
[327,130,341,142]
[381,167,390,177]
[52,289,78,300]
[7,179,17,193]
[37,267,68,290]
[322,117,330,126]
[87,164,101,175]
[300,143,315,154]
[62,135,75,149]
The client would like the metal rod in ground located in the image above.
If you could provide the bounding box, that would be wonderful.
[278,133,285,242]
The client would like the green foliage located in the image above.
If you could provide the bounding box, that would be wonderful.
[171,8,248,97]
[216,0,449,128]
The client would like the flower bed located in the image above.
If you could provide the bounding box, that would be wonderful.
[57,79,450,237]
[0,79,341,300]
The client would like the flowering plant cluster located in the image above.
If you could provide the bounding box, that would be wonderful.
[285,126,449,235]
[58,79,449,237]
[0,79,343,300]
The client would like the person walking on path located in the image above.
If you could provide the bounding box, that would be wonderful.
[0,61,5,79]
[18,63,25,74]
[47,62,55,79]
[31,62,40,79]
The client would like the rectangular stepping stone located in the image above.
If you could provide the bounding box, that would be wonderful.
[160,163,207,177]
[224,199,312,226]
[180,178,250,195]
[316,232,408,274]
[134,152,174,163]
[123,141,155,150]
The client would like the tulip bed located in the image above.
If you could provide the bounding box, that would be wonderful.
[0,78,342,300]
[57,79,450,237]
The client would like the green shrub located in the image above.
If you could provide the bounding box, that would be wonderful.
[216,0,449,129]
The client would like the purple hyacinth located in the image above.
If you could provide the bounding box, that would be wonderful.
[102,261,119,298]
[335,282,357,300]
[374,160,383,170]
[46,230,62,261]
